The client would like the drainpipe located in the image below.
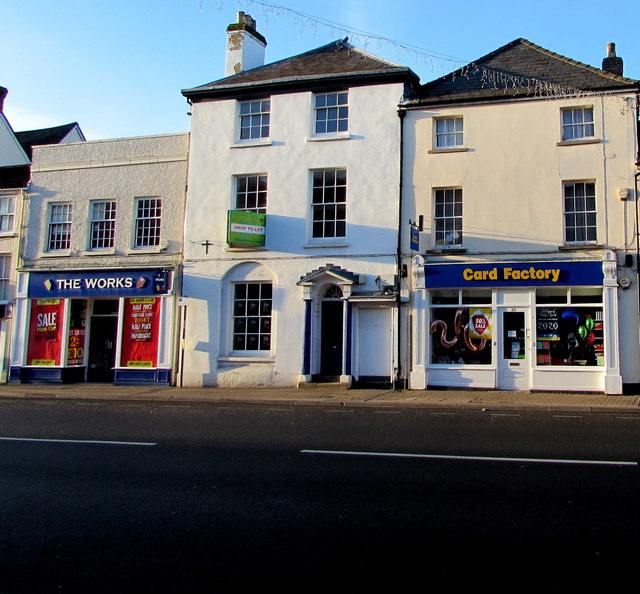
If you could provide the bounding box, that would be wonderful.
[396,108,407,389]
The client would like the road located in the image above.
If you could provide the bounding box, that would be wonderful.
[0,398,639,592]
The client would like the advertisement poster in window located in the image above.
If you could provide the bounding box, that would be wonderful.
[120,297,159,367]
[67,299,87,366]
[27,299,64,365]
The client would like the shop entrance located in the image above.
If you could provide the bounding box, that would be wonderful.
[498,308,530,390]
[87,299,119,382]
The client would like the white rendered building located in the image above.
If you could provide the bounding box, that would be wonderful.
[401,39,640,394]
[180,14,419,388]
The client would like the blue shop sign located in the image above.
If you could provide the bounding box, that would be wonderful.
[425,261,603,288]
[29,270,170,298]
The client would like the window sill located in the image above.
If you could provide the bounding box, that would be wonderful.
[0,232,18,238]
[303,240,349,249]
[556,138,602,146]
[559,243,604,251]
[307,133,351,142]
[428,147,468,154]
[225,245,269,252]
[80,248,117,256]
[40,250,72,258]
[230,139,273,149]
[218,356,275,363]
[126,246,165,255]
[426,247,467,254]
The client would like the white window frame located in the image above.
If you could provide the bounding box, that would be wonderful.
[563,181,597,244]
[231,281,273,354]
[47,203,73,251]
[0,196,15,233]
[434,187,463,247]
[235,174,268,213]
[561,107,594,141]
[134,197,162,248]
[90,200,117,250]
[314,91,349,135]
[310,168,347,239]
[238,98,270,141]
[435,116,463,149]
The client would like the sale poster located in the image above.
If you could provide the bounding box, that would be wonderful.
[27,299,65,365]
[468,308,492,340]
[67,299,87,366]
[120,297,159,367]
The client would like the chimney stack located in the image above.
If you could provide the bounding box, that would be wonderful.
[602,42,624,76]
[0,86,7,113]
[225,12,267,76]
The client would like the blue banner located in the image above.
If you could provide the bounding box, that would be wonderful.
[28,270,170,298]
[425,261,603,288]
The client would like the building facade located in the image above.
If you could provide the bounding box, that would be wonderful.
[10,133,188,384]
[179,14,419,388]
[401,39,640,394]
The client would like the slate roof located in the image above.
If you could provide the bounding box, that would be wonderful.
[182,39,419,100]
[15,122,83,159]
[406,38,640,106]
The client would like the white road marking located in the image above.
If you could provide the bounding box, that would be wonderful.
[301,449,637,467]
[0,436,156,446]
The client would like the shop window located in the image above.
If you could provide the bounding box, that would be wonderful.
[232,282,272,352]
[536,289,604,366]
[430,305,493,365]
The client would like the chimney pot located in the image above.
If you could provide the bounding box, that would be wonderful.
[602,42,623,76]
[0,86,7,113]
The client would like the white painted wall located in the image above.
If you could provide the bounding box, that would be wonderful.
[182,82,406,387]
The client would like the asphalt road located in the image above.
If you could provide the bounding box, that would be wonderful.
[0,399,639,592]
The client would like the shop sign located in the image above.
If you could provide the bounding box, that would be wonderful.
[27,299,64,366]
[29,270,170,298]
[120,297,159,368]
[425,261,603,288]
[227,210,266,247]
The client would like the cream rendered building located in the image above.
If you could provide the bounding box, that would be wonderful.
[401,39,640,394]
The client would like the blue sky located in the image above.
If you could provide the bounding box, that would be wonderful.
[2,0,638,140]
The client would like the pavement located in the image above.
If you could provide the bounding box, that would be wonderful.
[0,381,639,413]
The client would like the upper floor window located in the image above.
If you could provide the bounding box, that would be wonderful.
[239,99,270,140]
[434,188,463,247]
[562,107,594,141]
[0,254,11,300]
[315,91,348,134]
[90,200,116,249]
[311,168,347,239]
[564,181,597,244]
[47,203,72,251]
[134,197,162,248]
[235,175,267,213]
[435,117,463,148]
[0,196,15,233]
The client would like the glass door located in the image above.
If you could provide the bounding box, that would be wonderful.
[498,308,530,390]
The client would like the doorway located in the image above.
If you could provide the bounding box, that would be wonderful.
[498,308,530,390]
[87,299,119,382]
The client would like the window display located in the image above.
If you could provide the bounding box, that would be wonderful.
[536,306,603,366]
[430,306,492,365]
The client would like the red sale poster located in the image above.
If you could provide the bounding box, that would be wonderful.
[120,297,159,367]
[27,299,65,365]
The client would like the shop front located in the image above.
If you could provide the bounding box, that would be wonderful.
[413,253,622,394]
[11,268,176,385]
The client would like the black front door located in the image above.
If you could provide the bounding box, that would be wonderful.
[320,301,343,376]
[87,316,117,382]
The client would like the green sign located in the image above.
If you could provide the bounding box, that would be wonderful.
[227,210,266,247]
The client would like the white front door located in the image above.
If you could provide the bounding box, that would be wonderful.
[357,308,393,381]
[498,308,530,390]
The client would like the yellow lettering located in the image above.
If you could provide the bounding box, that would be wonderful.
[551,269,560,282]
[463,268,473,281]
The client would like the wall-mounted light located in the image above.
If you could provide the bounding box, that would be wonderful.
[619,276,632,290]
[617,188,630,200]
